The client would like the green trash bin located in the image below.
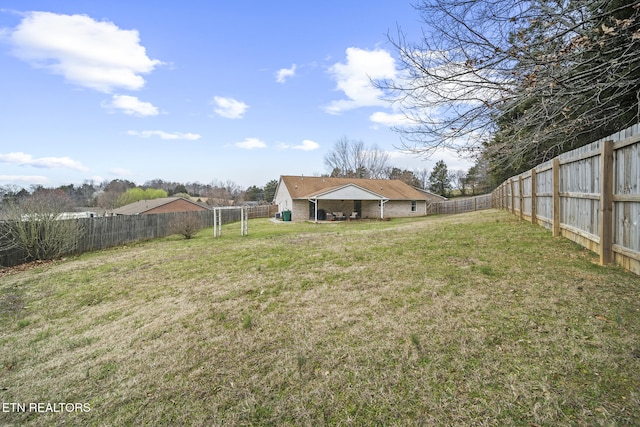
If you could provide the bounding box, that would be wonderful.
[282,210,291,221]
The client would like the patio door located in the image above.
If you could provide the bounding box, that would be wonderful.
[354,200,362,218]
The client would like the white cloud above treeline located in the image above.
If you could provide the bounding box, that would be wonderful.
[0,152,88,171]
[212,96,249,119]
[4,11,162,93]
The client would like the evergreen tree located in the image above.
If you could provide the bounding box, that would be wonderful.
[263,180,278,203]
[244,185,263,202]
[428,160,451,197]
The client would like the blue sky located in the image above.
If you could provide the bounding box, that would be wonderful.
[0,1,473,189]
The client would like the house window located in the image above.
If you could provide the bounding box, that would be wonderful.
[411,200,417,212]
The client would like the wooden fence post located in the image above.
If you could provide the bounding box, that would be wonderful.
[510,179,515,214]
[518,175,524,220]
[502,183,505,209]
[599,140,614,264]
[501,183,505,209]
[531,168,537,225]
[553,158,561,237]
[503,183,506,209]
[240,207,246,236]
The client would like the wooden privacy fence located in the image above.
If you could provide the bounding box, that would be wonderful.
[492,123,640,275]
[428,194,493,215]
[245,204,278,219]
[0,205,278,268]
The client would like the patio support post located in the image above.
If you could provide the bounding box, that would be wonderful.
[380,198,388,219]
[309,198,318,222]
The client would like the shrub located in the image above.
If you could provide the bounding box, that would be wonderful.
[167,213,203,239]
[1,190,83,261]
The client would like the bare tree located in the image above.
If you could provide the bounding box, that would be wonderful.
[489,0,640,174]
[377,0,523,154]
[413,167,430,190]
[449,170,468,196]
[324,137,391,178]
[205,180,243,206]
[95,179,136,209]
[0,185,29,212]
[378,0,640,175]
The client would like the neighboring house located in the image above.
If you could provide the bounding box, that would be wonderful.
[273,175,446,221]
[110,197,210,215]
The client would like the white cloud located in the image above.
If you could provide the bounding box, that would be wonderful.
[103,95,159,117]
[0,152,89,171]
[5,11,162,92]
[369,111,414,127]
[235,138,266,150]
[324,47,398,114]
[294,139,320,151]
[0,175,49,185]
[291,139,320,151]
[127,130,201,140]
[279,139,320,151]
[212,96,248,119]
[276,64,297,83]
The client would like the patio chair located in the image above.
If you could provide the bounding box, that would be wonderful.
[349,212,358,220]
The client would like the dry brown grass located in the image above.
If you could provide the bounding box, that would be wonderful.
[1,210,639,426]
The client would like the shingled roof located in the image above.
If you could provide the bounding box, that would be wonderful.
[110,197,209,215]
[278,176,431,200]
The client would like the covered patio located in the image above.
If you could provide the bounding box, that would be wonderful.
[307,184,389,222]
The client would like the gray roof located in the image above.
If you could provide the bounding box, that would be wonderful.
[110,197,209,215]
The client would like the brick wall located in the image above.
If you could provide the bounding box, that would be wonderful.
[380,200,427,218]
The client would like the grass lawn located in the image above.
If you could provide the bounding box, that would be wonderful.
[1,209,639,426]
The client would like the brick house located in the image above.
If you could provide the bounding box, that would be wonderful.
[273,175,446,221]
[110,197,210,215]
